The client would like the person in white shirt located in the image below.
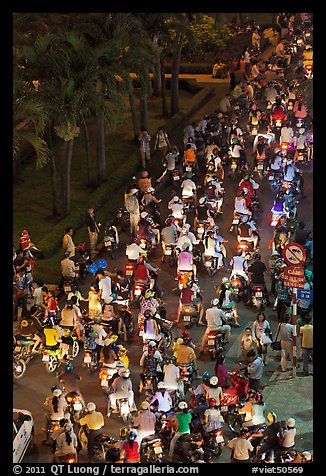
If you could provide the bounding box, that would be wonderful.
[168,196,186,222]
[229,249,249,282]
[200,299,231,351]
[280,418,297,449]
[150,382,173,413]
[280,122,294,145]
[181,176,197,199]
[176,225,199,252]
[269,149,284,173]
[283,160,299,182]
[96,270,113,304]
[177,244,197,279]
[126,242,147,261]
[163,356,184,396]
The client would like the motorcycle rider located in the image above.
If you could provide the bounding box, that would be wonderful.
[43,318,70,360]
[75,402,105,463]
[280,121,294,147]
[203,227,227,269]
[205,376,224,407]
[54,421,78,462]
[168,401,192,459]
[217,278,241,327]
[18,308,44,354]
[270,96,287,126]
[200,298,231,349]
[176,223,199,253]
[194,196,215,233]
[163,356,184,397]
[59,252,80,294]
[177,243,198,281]
[173,337,197,368]
[226,427,254,463]
[246,254,270,306]
[178,279,204,324]
[43,387,68,436]
[181,173,197,206]
[202,397,224,433]
[229,248,249,283]
[168,195,186,223]
[150,381,173,413]
[139,340,164,392]
[118,431,140,463]
[237,215,259,251]
[161,216,181,257]
[132,400,157,446]
[108,368,137,415]
[293,127,308,162]
[137,211,159,246]
[60,300,82,341]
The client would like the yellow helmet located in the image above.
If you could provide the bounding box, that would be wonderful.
[144,289,155,299]
[111,334,119,342]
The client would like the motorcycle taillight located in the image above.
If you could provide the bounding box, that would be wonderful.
[207,333,216,339]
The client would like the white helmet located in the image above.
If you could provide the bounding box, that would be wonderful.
[206,176,213,183]
[53,388,62,397]
[210,376,219,385]
[148,340,157,347]
[157,381,165,389]
[299,128,305,135]
[140,211,148,219]
[119,368,130,377]
[130,188,138,195]
[87,402,96,412]
[141,400,150,410]
[222,277,229,283]
[211,298,219,306]
[287,418,296,427]
[147,187,155,193]
[199,196,206,205]
[173,195,180,202]
[178,401,188,410]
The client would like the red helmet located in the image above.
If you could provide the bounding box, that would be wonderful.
[208,398,217,407]
[21,229,29,236]
[181,330,190,338]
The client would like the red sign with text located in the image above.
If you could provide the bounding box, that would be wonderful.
[283,267,305,289]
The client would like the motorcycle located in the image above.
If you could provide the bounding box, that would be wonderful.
[140,436,164,463]
[202,428,224,458]
[13,334,44,363]
[78,425,118,461]
[162,244,177,267]
[173,433,205,463]
[172,169,181,189]
[83,347,101,374]
[205,330,227,360]
[107,397,132,423]
[55,453,77,464]
[13,354,27,380]
[98,361,124,395]
[42,346,69,373]
[103,224,119,259]
[267,170,283,193]
[181,195,195,214]
[229,211,245,233]
[229,274,247,303]
[237,239,255,262]
[248,124,259,137]
[75,243,91,281]
[65,391,84,420]
[287,98,294,111]
[179,304,199,328]
[304,63,313,80]
[63,277,76,295]
[250,285,267,311]
[202,254,219,277]
[125,261,135,277]
[115,207,130,232]
[154,315,173,349]
[178,363,196,393]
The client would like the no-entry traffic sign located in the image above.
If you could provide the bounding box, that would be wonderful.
[283,267,305,288]
[282,242,306,267]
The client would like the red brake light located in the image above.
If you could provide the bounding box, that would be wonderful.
[207,333,217,339]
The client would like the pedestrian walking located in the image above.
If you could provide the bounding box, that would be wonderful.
[279,314,295,372]
[299,315,313,376]
[124,188,140,239]
[154,127,171,160]
[86,207,100,260]
[138,129,151,168]
[252,312,272,365]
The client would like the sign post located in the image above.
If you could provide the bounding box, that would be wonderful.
[282,242,307,378]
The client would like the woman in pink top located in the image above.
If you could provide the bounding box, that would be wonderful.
[214,354,231,388]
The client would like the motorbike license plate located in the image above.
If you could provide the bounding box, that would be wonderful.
[276,121,282,127]
[255,292,263,297]
[140,242,146,249]
[205,260,212,267]
[73,402,83,411]
[84,356,92,363]
[208,340,215,346]
[42,354,50,361]
[135,289,142,296]
[297,154,304,161]
[183,315,191,322]
[126,269,133,276]
[216,435,224,443]
[221,406,228,412]
[198,227,204,234]
[257,164,263,170]
[252,128,258,135]
[173,175,180,181]
[154,446,163,454]
[186,166,192,172]
[268,175,274,181]
[101,380,109,387]
[64,285,72,293]
[104,241,111,247]
[288,105,293,110]
[231,163,237,170]
[165,249,172,255]
[121,403,129,414]
[233,219,239,225]
[14,346,21,353]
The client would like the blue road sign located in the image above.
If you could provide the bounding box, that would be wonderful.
[297,289,313,300]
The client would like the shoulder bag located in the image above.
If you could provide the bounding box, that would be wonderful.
[271,323,282,351]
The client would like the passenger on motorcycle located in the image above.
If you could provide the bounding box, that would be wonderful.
[43,318,70,359]
[234,190,252,219]
[177,243,197,280]
[200,298,231,350]
[118,431,140,463]
[280,121,294,146]
[18,309,44,353]
[137,211,159,246]
[132,401,157,447]
[176,223,199,253]
[204,177,224,213]
[283,159,300,185]
[237,215,259,251]
[253,138,268,173]
[163,356,183,395]
[217,278,241,326]
[141,188,162,226]
[161,216,180,257]
[173,337,197,366]
[150,381,173,413]
[202,397,224,433]
[270,97,287,125]
[293,127,308,162]
[168,195,186,222]
[43,387,69,434]
[181,174,197,205]
[194,196,215,232]
[54,421,78,462]
[140,309,160,343]
[183,143,199,176]
[293,95,308,126]
[138,169,153,195]
[60,300,82,341]
[139,341,163,392]
[108,368,136,414]
[60,253,80,292]
[269,148,284,173]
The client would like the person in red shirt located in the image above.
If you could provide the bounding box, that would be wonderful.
[119,431,140,463]
[177,280,195,323]
[133,256,150,287]
[271,98,287,125]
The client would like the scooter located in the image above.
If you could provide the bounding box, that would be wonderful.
[202,428,224,458]
[229,274,247,303]
[205,330,227,360]
[140,436,164,463]
[13,354,27,380]
[179,304,199,328]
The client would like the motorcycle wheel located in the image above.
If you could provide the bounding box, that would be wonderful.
[71,340,80,358]
[45,356,60,373]
[13,358,27,379]
[122,414,128,423]
[207,267,216,277]
[168,256,175,267]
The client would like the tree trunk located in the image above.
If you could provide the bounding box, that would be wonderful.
[97,110,106,185]
[129,92,139,141]
[81,113,92,187]
[170,33,183,115]
[236,13,243,25]
[60,140,69,213]
[47,126,59,217]
[160,57,168,117]
[63,138,74,216]
[140,94,149,131]
[152,63,162,97]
